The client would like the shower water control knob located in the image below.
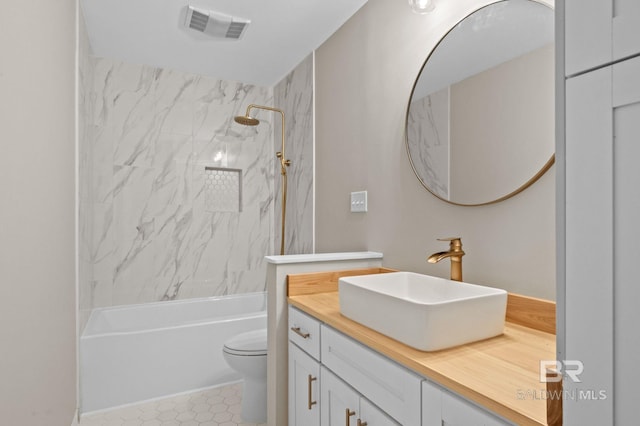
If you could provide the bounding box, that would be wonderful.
[276,151,282,158]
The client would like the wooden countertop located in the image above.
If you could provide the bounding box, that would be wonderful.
[289,291,557,426]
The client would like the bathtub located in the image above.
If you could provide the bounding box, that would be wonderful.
[80,292,267,413]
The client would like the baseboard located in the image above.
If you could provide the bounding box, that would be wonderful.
[70,409,79,426]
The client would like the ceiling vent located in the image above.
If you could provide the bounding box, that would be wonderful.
[185,6,250,40]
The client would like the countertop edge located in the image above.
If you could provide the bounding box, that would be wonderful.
[265,251,383,264]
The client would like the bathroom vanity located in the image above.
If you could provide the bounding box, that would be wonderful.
[287,269,557,426]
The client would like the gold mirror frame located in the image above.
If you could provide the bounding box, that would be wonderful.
[404,0,555,207]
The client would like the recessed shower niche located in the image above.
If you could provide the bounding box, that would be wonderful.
[204,166,243,213]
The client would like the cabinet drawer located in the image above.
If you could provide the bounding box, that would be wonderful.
[442,391,512,426]
[321,325,422,425]
[288,306,321,360]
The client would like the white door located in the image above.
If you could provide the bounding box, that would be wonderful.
[564,54,640,425]
[289,343,320,426]
[321,367,360,426]
[610,55,640,426]
[564,59,614,426]
[565,0,640,75]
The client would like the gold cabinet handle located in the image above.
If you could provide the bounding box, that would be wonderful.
[345,408,355,426]
[357,420,368,426]
[291,326,310,339]
[307,374,317,410]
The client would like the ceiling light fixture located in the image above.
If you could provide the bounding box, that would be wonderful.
[408,0,435,14]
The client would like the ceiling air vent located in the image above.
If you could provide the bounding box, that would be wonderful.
[185,6,250,40]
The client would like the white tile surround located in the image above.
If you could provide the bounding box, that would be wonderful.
[79,383,265,426]
[79,56,275,315]
[79,26,313,327]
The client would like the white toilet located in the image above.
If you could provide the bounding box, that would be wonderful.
[222,328,268,423]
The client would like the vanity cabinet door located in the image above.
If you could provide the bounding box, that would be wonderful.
[565,0,640,76]
[422,380,510,426]
[289,306,321,360]
[441,392,511,426]
[321,367,398,426]
[421,380,442,426]
[359,398,400,426]
[289,342,320,426]
[321,367,360,426]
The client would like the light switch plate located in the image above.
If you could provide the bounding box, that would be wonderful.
[350,191,367,212]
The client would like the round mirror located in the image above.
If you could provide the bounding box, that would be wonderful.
[405,0,554,206]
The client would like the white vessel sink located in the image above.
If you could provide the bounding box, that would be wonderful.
[338,272,507,351]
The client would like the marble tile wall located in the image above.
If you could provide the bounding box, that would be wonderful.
[78,50,314,329]
[274,54,314,255]
[79,57,279,322]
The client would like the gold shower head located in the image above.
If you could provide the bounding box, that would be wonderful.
[233,114,260,126]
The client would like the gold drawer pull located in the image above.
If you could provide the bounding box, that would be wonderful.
[357,420,368,426]
[291,326,310,339]
[346,408,355,426]
[307,374,317,410]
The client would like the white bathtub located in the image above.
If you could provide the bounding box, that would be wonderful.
[80,292,267,413]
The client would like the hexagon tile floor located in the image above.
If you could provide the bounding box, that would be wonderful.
[79,382,266,426]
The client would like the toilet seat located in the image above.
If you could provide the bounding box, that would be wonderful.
[223,328,267,356]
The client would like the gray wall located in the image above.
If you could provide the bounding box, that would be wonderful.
[315,0,555,300]
[0,0,77,424]
[450,45,554,204]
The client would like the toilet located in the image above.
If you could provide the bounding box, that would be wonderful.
[222,328,268,423]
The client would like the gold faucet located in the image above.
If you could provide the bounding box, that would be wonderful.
[427,237,465,281]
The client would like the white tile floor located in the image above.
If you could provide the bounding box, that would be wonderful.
[79,383,266,426]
